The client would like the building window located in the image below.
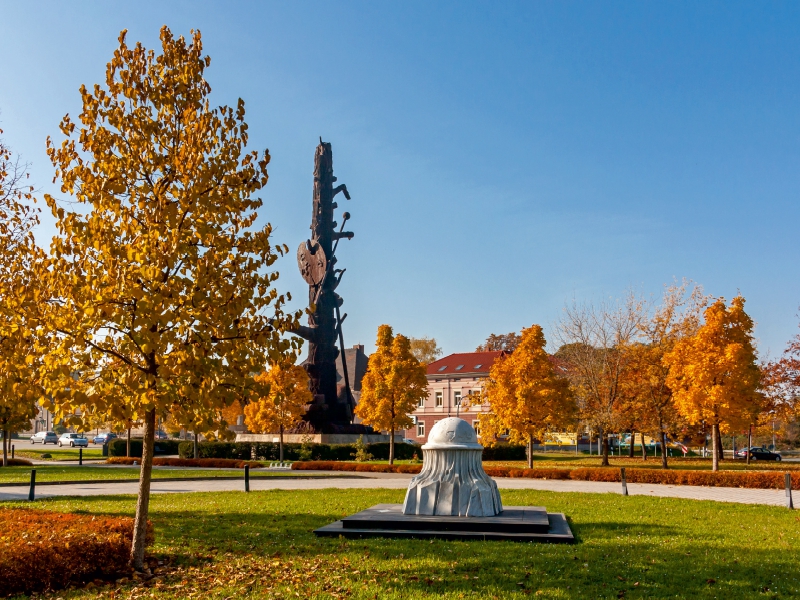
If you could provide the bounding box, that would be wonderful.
[435,391,443,407]
[417,421,425,437]
[418,395,425,408]
[454,391,462,406]
[473,420,481,436]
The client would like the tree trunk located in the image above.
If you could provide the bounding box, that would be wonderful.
[628,430,635,458]
[746,425,752,466]
[126,426,131,457]
[660,429,668,469]
[711,422,720,472]
[601,429,610,466]
[715,424,724,463]
[527,433,533,468]
[2,429,7,467]
[130,408,156,571]
[389,418,395,466]
[279,424,284,463]
[193,431,199,459]
[641,432,647,461]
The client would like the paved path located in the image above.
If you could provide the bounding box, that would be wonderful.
[0,471,792,506]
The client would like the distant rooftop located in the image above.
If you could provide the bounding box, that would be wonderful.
[426,351,506,376]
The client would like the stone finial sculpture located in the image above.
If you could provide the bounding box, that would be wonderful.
[402,417,503,517]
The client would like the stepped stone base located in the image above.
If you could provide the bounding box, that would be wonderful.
[314,503,575,543]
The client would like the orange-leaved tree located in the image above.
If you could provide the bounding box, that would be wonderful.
[482,325,575,468]
[356,325,427,465]
[663,296,763,471]
[0,131,47,466]
[244,362,312,462]
[40,27,300,569]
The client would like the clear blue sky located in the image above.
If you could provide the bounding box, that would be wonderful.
[1,1,798,358]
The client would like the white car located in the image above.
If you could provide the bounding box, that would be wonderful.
[30,431,58,445]
[58,433,89,448]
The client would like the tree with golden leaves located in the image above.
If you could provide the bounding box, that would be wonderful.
[40,28,300,569]
[408,336,442,365]
[664,296,763,471]
[356,325,427,465]
[244,362,312,462]
[482,325,575,468]
[0,132,47,466]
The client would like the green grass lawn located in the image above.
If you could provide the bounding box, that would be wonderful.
[0,465,321,484]
[4,488,799,599]
[15,447,106,461]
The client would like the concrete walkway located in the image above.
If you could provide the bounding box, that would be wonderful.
[0,471,792,506]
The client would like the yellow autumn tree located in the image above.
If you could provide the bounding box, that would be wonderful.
[0,132,47,466]
[663,296,763,471]
[481,325,575,468]
[356,325,427,465]
[40,27,300,569]
[244,362,312,462]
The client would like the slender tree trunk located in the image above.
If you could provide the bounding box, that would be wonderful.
[660,429,668,469]
[746,425,752,466]
[527,433,533,468]
[126,426,131,457]
[715,424,724,463]
[279,424,284,463]
[389,418,395,466]
[628,430,635,458]
[711,422,720,472]
[193,431,199,459]
[2,429,7,467]
[641,432,647,461]
[130,408,156,571]
[601,429,610,466]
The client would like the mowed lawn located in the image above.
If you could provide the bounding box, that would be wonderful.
[4,488,799,599]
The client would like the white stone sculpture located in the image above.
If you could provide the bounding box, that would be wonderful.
[402,417,503,517]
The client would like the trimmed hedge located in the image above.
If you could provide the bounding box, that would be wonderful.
[177,440,423,461]
[0,508,152,596]
[106,456,260,468]
[0,458,33,467]
[108,438,182,457]
[482,444,527,461]
[292,462,800,490]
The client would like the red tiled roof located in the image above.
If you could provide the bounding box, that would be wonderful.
[426,351,506,376]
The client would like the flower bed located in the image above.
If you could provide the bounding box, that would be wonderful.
[106,457,261,468]
[0,508,152,596]
[292,461,800,489]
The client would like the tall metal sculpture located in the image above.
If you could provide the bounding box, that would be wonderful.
[293,139,360,432]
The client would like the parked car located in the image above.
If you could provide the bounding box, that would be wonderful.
[92,432,117,445]
[736,446,782,461]
[30,431,58,445]
[58,433,89,448]
[154,430,168,440]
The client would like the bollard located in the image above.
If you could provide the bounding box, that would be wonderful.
[244,464,250,493]
[11,444,14,459]
[28,469,36,502]
[786,473,794,509]
[621,467,629,496]
[79,447,83,466]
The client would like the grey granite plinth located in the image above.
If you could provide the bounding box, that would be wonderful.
[314,503,574,543]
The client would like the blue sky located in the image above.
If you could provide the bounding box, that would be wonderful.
[1,1,798,357]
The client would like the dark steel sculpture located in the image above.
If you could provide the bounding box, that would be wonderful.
[293,140,361,432]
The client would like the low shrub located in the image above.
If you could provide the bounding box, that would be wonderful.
[292,461,422,474]
[0,508,152,596]
[108,438,182,457]
[0,458,33,467]
[178,441,253,460]
[481,444,527,461]
[106,457,260,468]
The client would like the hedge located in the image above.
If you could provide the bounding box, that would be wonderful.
[107,438,182,457]
[0,508,152,596]
[292,462,800,490]
[106,456,260,468]
[0,458,33,467]
[177,440,423,461]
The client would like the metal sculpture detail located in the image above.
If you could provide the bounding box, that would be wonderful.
[292,140,359,432]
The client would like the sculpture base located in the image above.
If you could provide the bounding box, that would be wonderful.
[314,503,574,543]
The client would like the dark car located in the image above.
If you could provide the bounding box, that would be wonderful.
[92,432,117,445]
[736,446,782,462]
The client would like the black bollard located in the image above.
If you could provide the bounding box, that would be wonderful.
[79,447,83,466]
[28,469,36,502]
[11,444,14,459]
[786,473,794,509]
[621,467,629,496]
[244,464,250,493]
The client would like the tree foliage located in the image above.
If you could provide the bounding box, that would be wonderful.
[476,332,521,353]
[408,336,442,365]
[663,296,763,470]
[481,325,575,467]
[40,27,299,568]
[355,325,427,464]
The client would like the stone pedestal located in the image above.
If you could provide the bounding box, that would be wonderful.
[402,417,502,517]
